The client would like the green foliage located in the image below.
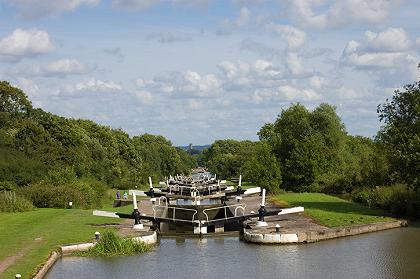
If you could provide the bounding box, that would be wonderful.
[0,81,32,114]
[242,142,281,193]
[0,81,196,199]
[377,81,420,190]
[0,191,34,212]
[203,139,256,179]
[22,178,105,209]
[76,230,153,257]
[352,185,420,218]
[272,193,394,227]
[259,103,388,193]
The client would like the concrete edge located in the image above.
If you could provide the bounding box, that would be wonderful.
[32,231,158,279]
[32,251,60,279]
[243,220,406,244]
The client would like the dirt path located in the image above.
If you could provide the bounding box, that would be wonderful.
[0,237,43,275]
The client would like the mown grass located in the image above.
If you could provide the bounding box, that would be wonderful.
[271,192,395,228]
[75,230,153,257]
[0,195,135,279]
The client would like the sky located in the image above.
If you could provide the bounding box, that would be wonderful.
[0,0,419,145]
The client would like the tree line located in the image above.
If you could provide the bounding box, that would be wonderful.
[0,81,195,210]
[202,80,419,217]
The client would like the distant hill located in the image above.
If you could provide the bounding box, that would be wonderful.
[178,144,210,152]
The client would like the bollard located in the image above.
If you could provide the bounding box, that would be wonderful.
[16,274,21,279]
[95,231,100,240]
[132,193,144,230]
[256,189,268,227]
[275,224,280,233]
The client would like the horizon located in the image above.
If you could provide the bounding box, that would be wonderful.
[1,0,419,146]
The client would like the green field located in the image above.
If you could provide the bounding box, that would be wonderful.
[272,192,395,227]
[0,200,134,279]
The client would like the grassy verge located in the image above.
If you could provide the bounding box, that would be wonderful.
[0,199,135,278]
[75,230,153,257]
[271,193,395,228]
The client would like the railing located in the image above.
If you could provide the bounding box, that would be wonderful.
[152,205,198,223]
[202,204,246,223]
[168,184,222,196]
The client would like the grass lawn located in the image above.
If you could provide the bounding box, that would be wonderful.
[271,192,395,228]
[0,198,135,279]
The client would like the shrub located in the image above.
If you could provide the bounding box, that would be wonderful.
[352,184,420,218]
[0,190,34,212]
[22,178,106,209]
[76,230,153,257]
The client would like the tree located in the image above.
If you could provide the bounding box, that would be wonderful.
[0,81,32,114]
[242,142,281,193]
[259,103,353,192]
[377,81,420,190]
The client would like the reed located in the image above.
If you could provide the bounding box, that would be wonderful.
[0,190,34,212]
[76,230,153,257]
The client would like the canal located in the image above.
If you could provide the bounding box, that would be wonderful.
[46,225,420,279]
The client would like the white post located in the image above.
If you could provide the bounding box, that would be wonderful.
[132,192,144,230]
[256,188,268,227]
[149,177,153,188]
[239,175,242,187]
[261,188,266,206]
[132,193,138,210]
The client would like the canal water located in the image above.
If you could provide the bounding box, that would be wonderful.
[46,225,420,279]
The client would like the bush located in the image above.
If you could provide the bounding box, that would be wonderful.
[22,178,106,209]
[0,190,34,212]
[76,230,153,257]
[352,184,420,218]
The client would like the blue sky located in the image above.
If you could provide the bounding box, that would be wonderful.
[1,0,419,145]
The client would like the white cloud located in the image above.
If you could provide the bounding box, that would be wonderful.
[341,27,416,69]
[266,23,306,50]
[0,29,55,62]
[134,90,153,104]
[288,0,391,29]
[112,0,208,10]
[341,27,419,86]
[181,71,220,97]
[6,0,100,19]
[14,78,40,97]
[236,7,250,26]
[278,85,321,101]
[287,52,307,75]
[364,28,411,52]
[112,0,158,10]
[58,78,122,96]
[41,59,87,77]
[136,70,220,98]
[309,75,328,89]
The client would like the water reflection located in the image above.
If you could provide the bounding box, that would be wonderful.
[46,226,420,279]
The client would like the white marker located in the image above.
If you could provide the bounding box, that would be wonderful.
[261,188,266,207]
[132,193,138,210]
[149,177,153,188]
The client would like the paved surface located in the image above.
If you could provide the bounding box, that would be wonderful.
[226,194,328,234]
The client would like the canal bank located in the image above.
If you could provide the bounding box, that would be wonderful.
[32,231,158,279]
[242,219,406,244]
[29,191,406,278]
[45,225,420,279]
